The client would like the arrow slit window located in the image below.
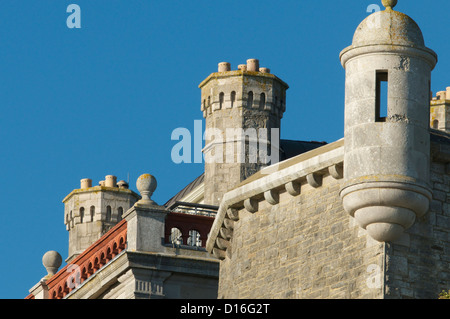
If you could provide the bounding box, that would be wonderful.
[376,71,388,122]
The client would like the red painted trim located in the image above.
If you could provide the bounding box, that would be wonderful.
[164,212,215,247]
[45,219,128,299]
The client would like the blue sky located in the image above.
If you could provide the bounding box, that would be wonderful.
[1,0,449,299]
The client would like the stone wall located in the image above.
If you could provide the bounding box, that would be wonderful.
[385,158,450,299]
[218,174,385,299]
[216,146,450,299]
[64,187,138,261]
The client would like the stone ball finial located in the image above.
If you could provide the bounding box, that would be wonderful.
[382,0,397,10]
[42,251,62,279]
[136,174,157,205]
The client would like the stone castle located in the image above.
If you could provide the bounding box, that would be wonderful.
[26,0,450,299]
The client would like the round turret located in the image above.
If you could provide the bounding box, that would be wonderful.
[339,1,437,242]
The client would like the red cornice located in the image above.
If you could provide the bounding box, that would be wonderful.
[45,219,128,299]
[26,210,216,299]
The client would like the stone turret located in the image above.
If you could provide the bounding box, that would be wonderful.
[430,88,450,131]
[199,59,289,206]
[339,0,437,241]
[63,175,140,262]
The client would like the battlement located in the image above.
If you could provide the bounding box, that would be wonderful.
[199,59,288,119]
[431,87,450,104]
[63,175,139,229]
[63,175,140,262]
[79,175,129,190]
[430,87,450,131]
[216,59,271,73]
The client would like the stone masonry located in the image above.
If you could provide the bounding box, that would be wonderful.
[208,0,450,299]
[217,172,385,299]
[384,141,450,298]
[199,59,288,206]
[214,135,450,299]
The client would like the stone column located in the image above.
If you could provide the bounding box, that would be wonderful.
[123,174,168,253]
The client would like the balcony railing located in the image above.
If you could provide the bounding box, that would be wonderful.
[166,201,218,217]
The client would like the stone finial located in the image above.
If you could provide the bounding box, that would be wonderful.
[382,0,397,10]
[42,251,62,279]
[136,174,157,206]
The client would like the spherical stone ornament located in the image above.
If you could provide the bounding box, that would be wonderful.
[42,251,62,278]
[136,173,157,205]
[382,0,397,10]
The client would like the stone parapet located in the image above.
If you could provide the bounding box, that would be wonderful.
[206,139,344,258]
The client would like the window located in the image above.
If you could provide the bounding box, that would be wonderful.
[231,91,236,108]
[106,206,111,222]
[187,230,201,247]
[219,92,224,109]
[90,206,95,222]
[79,207,84,223]
[170,228,182,245]
[433,120,439,129]
[118,207,123,220]
[376,71,388,122]
[260,93,266,109]
[247,91,253,108]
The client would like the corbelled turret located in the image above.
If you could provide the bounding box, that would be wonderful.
[339,0,437,241]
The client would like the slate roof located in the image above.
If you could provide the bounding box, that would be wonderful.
[164,139,327,207]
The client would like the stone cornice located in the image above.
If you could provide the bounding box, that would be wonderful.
[62,186,140,203]
[198,70,289,90]
[205,138,345,257]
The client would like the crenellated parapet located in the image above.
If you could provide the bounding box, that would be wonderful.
[430,88,450,132]
[199,59,289,206]
[199,59,288,119]
[63,175,140,262]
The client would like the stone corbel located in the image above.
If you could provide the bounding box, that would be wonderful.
[285,180,301,196]
[219,227,233,240]
[227,208,239,221]
[216,237,230,250]
[329,163,344,179]
[264,189,279,205]
[307,173,322,188]
[213,248,226,260]
[244,198,259,213]
[223,218,234,230]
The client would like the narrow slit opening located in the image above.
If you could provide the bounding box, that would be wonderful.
[376,71,388,122]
